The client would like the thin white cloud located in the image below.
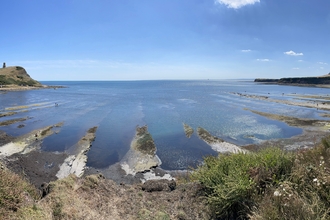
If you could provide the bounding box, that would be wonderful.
[12,59,132,69]
[215,0,260,9]
[298,60,303,62]
[284,50,303,56]
[256,59,270,62]
[318,62,328,65]
[292,67,299,70]
[241,49,251,52]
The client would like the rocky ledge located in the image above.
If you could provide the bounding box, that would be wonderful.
[56,126,98,179]
[197,127,246,153]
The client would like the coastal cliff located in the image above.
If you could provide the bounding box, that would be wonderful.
[0,66,41,87]
[255,74,330,85]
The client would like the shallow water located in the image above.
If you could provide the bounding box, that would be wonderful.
[0,80,329,170]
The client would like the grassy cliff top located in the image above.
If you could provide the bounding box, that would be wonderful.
[0,66,41,87]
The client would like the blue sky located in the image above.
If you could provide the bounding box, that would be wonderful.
[1,0,329,80]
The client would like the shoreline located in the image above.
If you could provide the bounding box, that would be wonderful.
[0,84,65,92]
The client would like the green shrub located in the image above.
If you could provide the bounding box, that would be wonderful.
[192,148,293,219]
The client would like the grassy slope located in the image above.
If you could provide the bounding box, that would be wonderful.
[0,66,41,86]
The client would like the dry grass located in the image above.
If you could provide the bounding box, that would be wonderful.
[0,170,210,219]
[0,163,41,219]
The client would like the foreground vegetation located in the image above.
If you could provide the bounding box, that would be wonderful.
[192,137,330,219]
[1,136,330,219]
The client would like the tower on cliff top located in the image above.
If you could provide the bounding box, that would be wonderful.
[2,62,5,68]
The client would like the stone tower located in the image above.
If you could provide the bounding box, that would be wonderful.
[2,62,5,68]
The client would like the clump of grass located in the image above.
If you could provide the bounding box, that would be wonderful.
[138,208,152,219]
[82,175,101,189]
[52,198,64,219]
[155,211,170,220]
[192,147,294,219]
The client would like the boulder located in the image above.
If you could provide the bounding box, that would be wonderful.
[142,179,176,192]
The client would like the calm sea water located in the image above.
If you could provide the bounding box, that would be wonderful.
[0,80,329,170]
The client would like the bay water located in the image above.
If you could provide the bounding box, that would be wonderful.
[0,80,328,170]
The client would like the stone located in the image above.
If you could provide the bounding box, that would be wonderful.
[142,179,176,192]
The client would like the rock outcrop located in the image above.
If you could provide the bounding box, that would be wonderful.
[56,126,98,179]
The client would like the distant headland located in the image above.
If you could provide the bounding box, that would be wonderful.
[255,73,330,86]
[0,63,63,91]
[0,63,41,87]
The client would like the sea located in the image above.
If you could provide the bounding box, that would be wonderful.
[0,80,329,170]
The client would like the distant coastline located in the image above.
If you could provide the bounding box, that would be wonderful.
[255,74,330,87]
[0,84,65,91]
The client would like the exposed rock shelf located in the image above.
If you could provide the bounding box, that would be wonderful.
[56,126,98,179]
[197,127,246,153]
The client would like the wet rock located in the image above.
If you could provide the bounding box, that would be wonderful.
[0,117,29,126]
